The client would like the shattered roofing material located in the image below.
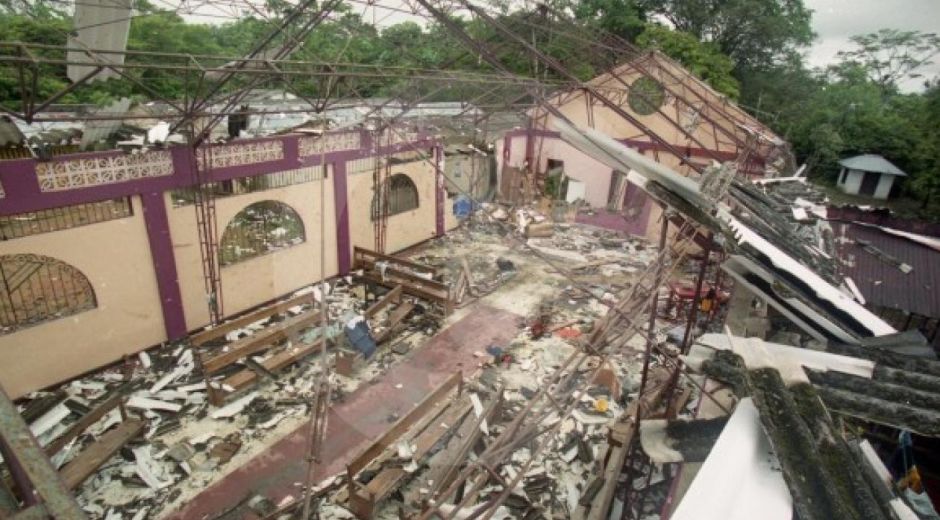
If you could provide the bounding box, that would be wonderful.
[835,222,940,319]
[839,154,907,177]
[725,215,895,338]
[68,0,132,83]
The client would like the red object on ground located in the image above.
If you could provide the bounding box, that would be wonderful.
[166,304,520,520]
[556,327,582,339]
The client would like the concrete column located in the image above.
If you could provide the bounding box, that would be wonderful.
[333,161,351,274]
[140,190,188,340]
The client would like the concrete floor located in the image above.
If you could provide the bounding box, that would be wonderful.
[166,303,520,520]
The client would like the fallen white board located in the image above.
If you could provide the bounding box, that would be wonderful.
[671,398,792,520]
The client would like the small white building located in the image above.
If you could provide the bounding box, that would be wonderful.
[836,154,906,200]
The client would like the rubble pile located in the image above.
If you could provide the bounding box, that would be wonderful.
[11,211,719,520]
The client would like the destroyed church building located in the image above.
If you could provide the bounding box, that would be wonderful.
[0,1,938,520]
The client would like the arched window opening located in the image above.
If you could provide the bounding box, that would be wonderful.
[219,200,305,266]
[372,173,419,220]
[0,254,96,333]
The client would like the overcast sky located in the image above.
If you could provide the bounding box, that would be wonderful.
[803,0,940,91]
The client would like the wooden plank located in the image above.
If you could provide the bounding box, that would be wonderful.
[350,401,473,520]
[428,393,502,501]
[358,272,448,305]
[58,419,144,490]
[338,391,459,506]
[9,504,48,520]
[353,247,439,279]
[191,293,315,346]
[202,311,321,374]
[222,340,326,392]
[44,395,123,457]
[349,469,406,520]
[364,285,402,319]
[347,372,461,478]
[374,301,415,344]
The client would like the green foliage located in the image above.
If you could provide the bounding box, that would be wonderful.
[836,29,940,91]
[571,0,646,41]
[636,23,739,98]
[637,0,814,71]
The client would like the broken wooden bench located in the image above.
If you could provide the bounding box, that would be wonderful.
[342,372,470,519]
[189,294,323,405]
[47,394,143,490]
[335,285,416,376]
[353,247,452,315]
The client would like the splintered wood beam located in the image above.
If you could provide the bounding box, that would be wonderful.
[201,311,321,374]
[364,285,403,319]
[191,292,316,346]
[58,419,144,490]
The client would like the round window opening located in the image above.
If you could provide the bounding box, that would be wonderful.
[628,77,666,116]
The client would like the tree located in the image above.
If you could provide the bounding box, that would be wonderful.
[636,0,814,71]
[571,0,647,41]
[636,23,740,98]
[836,29,940,91]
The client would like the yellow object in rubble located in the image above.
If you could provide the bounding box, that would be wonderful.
[595,398,609,413]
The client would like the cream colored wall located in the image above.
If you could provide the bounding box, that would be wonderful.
[0,196,166,398]
[168,169,338,330]
[347,160,440,255]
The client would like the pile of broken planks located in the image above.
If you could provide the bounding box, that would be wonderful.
[189,292,324,405]
[336,372,501,519]
[353,247,452,315]
[5,392,145,500]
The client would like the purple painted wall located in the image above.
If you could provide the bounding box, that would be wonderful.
[0,132,441,334]
[140,190,188,339]
[0,134,438,217]
[332,162,351,274]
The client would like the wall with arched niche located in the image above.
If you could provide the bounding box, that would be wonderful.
[348,157,440,255]
[0,196,165,398]
[167,166,338,330]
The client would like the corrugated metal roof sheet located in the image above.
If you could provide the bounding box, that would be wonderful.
[838,154,907,176]
[836,222,940,318]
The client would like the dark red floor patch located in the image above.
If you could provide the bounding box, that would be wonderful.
[167,303,519,520]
